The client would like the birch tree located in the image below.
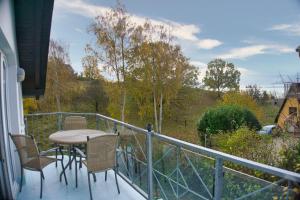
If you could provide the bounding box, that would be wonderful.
[88,2,133,122]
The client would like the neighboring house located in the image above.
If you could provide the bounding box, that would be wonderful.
[275,83,300,132]
[0,0,54,199]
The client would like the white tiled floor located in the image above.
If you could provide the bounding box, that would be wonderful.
[16,158,146,200]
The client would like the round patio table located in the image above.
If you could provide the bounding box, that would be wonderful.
[49,129,107,145]
[49,129,109,182]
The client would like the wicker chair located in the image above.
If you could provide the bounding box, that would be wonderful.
[74,134,120,200]
[63,116,87,130]
[9,133,67,199]
[55,116,87,169]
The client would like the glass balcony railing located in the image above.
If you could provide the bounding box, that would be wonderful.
[24,112,300,200]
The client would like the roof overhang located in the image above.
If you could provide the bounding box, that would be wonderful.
[14,0,54,97]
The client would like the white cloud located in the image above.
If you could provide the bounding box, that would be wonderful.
[218,44,293,59]
[55,0,222,50]
[218,45,266,59]
[55,0,109,18]
[196,39,223,49]
[273,45,294,53]
[237,67,255,76]
[269,23,300,36]
[270,24,293,31]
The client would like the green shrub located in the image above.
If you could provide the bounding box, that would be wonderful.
[279,141,300,172]
[197,105,261,136]
[217,127,272,161]
[212,127,277,180]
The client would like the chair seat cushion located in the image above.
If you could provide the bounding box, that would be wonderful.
[24,157,56,170]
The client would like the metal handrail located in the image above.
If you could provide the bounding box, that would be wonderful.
[25,112,300,199]
[26,112,149,134]
[153,133,300,183]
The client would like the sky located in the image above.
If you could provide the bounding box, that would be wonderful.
[51,0,300,96]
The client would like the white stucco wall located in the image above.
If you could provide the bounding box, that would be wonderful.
[0,0,17,55]
[0,0,24,134]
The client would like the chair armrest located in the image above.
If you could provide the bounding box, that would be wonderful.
[74,147,86,158]
[40,147,60,156]
[116,148,122,153]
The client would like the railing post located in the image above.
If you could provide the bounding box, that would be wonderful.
[113,122,117,133]
[286,180,291,200]
[146,124,153,200]
[176,146,180,199]
[24,117,28,134]
[96,115,99,130]
[214,157,223,200]
[57,113,62,131]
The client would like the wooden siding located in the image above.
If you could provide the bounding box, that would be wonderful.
[277,97,300,128]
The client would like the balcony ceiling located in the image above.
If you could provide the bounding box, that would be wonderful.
[14,0,54,97]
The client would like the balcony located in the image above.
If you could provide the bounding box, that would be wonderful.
[21,112,300,200]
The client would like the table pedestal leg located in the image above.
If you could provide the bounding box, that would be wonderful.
[60,145,75,182]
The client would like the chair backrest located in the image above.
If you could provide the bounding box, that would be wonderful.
[9,134,39,166]
[86,134,118,173]
[63,116,87,130]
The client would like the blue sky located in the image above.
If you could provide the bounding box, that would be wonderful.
[51,0,300,96]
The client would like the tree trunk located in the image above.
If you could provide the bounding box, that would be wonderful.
[151,55,158,132]
[95,101,99,112]
[159,92,163,133]
[121,89,126,122]
[217,87,221,97]
[121,37,126,122]
[54,66,61,112]
[55,94,61,112]
[153,91,158,132]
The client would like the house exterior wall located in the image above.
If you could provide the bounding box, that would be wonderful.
[277,97,300,129]
[0,0,17,54]
[0,0,24,199]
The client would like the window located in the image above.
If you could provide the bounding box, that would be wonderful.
[289,107,297,115]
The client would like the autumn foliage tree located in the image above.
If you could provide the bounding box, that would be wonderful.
[128,22,198,132]
[38,40,77,112]
[82,44,101,80]
[23,98,38,114]
[219,91,264,121]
